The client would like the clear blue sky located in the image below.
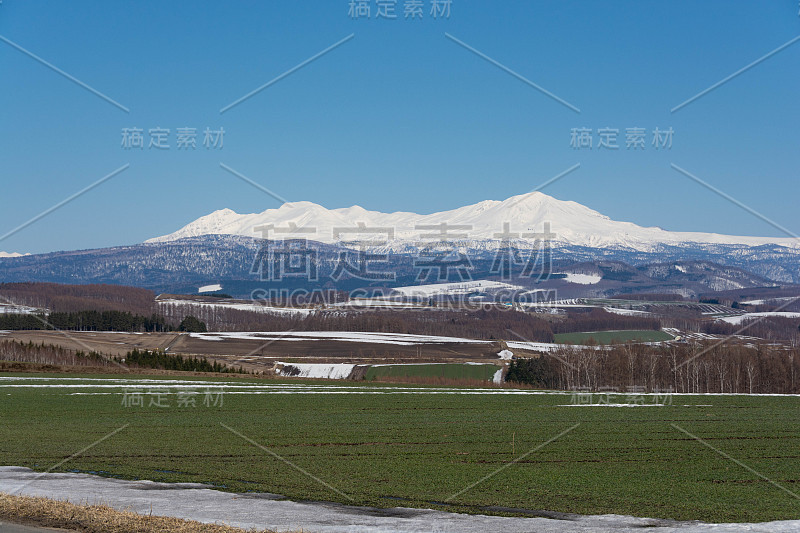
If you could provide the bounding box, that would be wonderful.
[1,1,798,253]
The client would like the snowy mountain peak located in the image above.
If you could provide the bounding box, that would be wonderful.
[146,192,798,251]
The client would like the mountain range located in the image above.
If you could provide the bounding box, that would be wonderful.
[1,193,798,295]
[147,192,798,251]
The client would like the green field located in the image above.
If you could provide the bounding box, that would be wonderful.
[553,329,673,344]
[1,372,799,523]
[364,363,498,381]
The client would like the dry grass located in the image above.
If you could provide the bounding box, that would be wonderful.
[0,492,291,533]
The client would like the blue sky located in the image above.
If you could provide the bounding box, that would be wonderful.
[0,1,798,254]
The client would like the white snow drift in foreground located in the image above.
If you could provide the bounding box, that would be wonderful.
[562,273,602,285]
[7,466,800,533]
[717,312,800,325]
[188,331,491,345]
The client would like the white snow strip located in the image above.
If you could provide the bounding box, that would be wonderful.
[188,331,490,345]
[198,284,222,293]
[562,273,602,285]
[0,303,42,314]
[717,312,800,325]
[277,363,355,380]
[740,296,800,305]
[492,369,503,384]
[603,307,652,316]
[391,280,522,297]
[8,466,800,532]
[506,341,608,352]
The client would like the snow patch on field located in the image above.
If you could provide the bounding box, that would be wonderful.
[391,280,522,297]
[0,303,42,314]
[198,284,222,293]
[603,307,652,316]
[562,273,602,285]
[717,312,800,325]
[188,331,490,345]
[277,363,355,379]
[740,296,799,305]
[507,341,607,352]
[497,349,513,360]
[9,465,800,533]
[492,369,503,383]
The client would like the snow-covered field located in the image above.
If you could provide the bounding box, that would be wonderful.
[561,273,602,285]
[7,376,800,397]
[717,312,800,325]
[506,341,608,352]
[188,331,492,345]
[740,296,800,305]
[276,362,355,379]
[603,306,652,316]
[198,283,223,293]
[391,280,522,298]
[0,303,42,314]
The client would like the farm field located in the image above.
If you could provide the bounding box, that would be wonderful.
[1,373,799,523]
[0,330,504,370]
[364,363,499,381]
[553,329,673,345]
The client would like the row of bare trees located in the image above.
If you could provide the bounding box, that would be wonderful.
[159,303,558,341]
[0,340,111,367]
[0,282,157,315]
[530,342,800,394]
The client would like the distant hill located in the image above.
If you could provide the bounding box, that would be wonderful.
[0,234,794,298]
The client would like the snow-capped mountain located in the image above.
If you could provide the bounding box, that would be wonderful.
[0,251,28,258]
[147,192,798,251]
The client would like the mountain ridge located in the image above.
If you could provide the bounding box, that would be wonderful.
[146,192,798,251]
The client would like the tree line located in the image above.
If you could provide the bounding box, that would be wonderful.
[160,302,557,342]
[0,311,173,332]
[0,282,157,315]
[117,349,245,373]
[506,341,800,394]
[0,339,110,367]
